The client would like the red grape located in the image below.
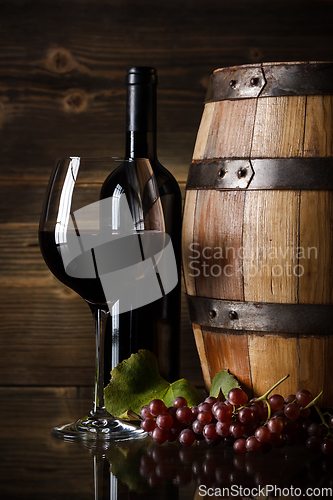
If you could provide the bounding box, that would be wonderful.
[229,421,245,438]
[269,432,286,448]
[268,394,285,411]
[191,406,199,420]
[267,417,284,434]
[176,406,193,424]
[284,402,301,420]
[198,402,212,412]
[296,389,312,407]
[167,406,177,419]
[192,419,204,436]
[284,394,296,404]
[173,397,188,408]
[307,422,322,438]
[149,399,167,417]
[213,403,233,423]
[140,405,154,419]
[203,423,218,441]
[197,410,212,425]
[205,396,218,406]
[152,426,169,444]
[228,388,248,406]
[233,438,247,454]
[238,407,255,424]
[321,439,333,456]
[250,398,264,409]
[156,412,174,430]
[216,421,231,437]
[246,436,261,452]
[179,428,196,446]
[255,426,271,443]
[141,418,157,432]
[261,403,269,421]
[248,404,263,422]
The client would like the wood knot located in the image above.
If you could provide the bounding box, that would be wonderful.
[200,75,211,90]
[47,48,73,74]
[64,90,87,113]
[248,47,263,63]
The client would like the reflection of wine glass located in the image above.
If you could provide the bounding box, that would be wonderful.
[39,157,167,440]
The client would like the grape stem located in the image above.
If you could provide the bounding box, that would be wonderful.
[254,374,290,402]
[255,374,290,423]
[314,404,330,430]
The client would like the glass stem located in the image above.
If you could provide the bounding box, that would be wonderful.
[93,306,109,414]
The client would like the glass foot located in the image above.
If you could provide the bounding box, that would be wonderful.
[51,408,147,441]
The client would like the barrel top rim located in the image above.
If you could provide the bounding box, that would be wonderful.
[212,61,333,74]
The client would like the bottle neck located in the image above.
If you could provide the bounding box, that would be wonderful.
[125,83,157,160]
[125,131,156,160]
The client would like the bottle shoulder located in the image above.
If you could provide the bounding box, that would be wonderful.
[150,159,182,198]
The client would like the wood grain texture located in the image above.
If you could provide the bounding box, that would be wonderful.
[298,191,333,304]
[251,96,306,157]
[202,99,258,159]
[192,102,215,160]
[247,333,299,398]
[192,323,211,390]
[298,336,333,408]
[193,190,245,300]
[243,190,300,303]
[182,190,198,296]
[202,329,252,395]
[303,95,333,157]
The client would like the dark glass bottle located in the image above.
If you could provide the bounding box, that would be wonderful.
[102,67,182,382]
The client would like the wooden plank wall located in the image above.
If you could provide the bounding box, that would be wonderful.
[1,0,333,397]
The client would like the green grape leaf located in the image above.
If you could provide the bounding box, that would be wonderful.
[163,378,204,408]
[209,370,241,400]
[104,350,203,419]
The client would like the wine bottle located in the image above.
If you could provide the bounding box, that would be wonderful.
[102,67,182,382]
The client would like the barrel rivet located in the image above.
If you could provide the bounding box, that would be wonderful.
[229,79,237,89]
[237,167,247,179]
[218,168,226,178]
[228,310,238,320]
[209,309,217,319]
[250,77,260,87]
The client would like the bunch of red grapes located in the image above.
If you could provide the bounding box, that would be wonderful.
[140,388,333,455]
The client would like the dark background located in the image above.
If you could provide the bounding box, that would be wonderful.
[1,0,333,398]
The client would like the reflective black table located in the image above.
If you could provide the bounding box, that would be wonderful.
[1,398,332,499]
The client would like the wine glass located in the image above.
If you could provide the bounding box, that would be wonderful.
[39,157,167,440]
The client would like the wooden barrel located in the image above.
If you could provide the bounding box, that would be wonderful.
[183,61,333,406]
